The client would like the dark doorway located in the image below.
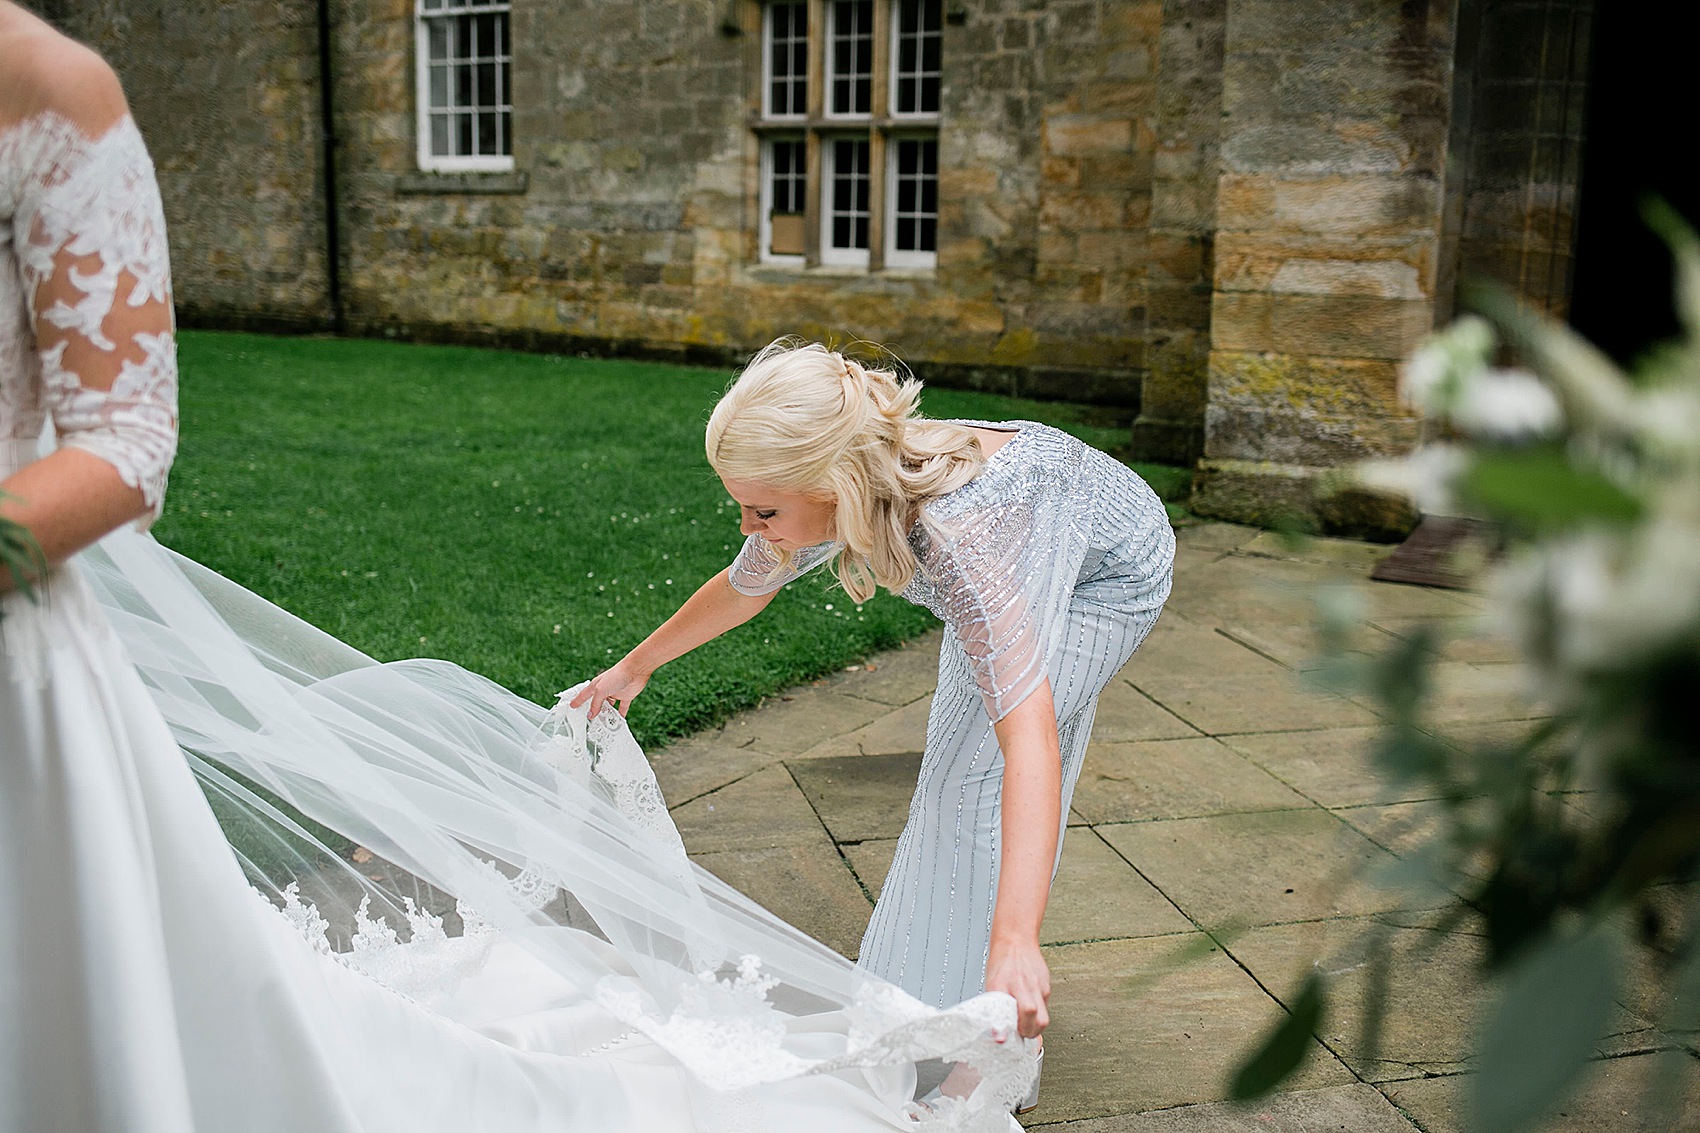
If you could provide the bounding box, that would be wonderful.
[1568,4,1700,366]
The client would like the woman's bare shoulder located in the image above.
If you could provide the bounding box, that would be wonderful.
[0,18,127,136]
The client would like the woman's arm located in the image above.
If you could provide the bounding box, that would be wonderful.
[570,568,776,717]
[0,451,151,594]
[985,678,1062,1040]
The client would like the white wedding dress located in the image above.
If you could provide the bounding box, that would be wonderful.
[0,106,1033,1132]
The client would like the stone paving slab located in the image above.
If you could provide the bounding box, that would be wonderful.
[1029,936,1355,1122]
[846,829,1197,946]
[841,695,934,755]
[1216,617,1397,672]
[825,633,942,706]
[1381,1051,1700,1133]
[790,753,920,842]
[1070,737,1313,824]
[1120,614,1294,681]
[1087,680,1204,742]
[1227,915,1663,1083]
[1218,726,1433,809]
[718,686,894,756]
[1042,1082,1423,1132]
[1348,660,1540,725]
[648,732,779,805]
[669,763,826,852]
[690,841,873,960]
[1098,810,1405,927]
[1371,614,1520,666]
[1131,672,1382,735]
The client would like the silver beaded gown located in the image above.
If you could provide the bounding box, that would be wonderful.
[729,420,1176,1008]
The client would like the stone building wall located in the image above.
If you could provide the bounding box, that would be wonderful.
[1190,0,1457,531]
[1131,0,1223,465]
[317,0,1170,405]
[33,0,335,328]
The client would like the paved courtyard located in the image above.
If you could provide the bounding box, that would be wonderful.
[649,522,1700,1131]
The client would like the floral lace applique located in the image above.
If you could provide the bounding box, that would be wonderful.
[539,683,684,853]
[0,111,177,521]
[273,883,495,1007]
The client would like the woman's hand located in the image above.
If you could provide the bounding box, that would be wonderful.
[570,658,650,718]
[985,933,1051,1039]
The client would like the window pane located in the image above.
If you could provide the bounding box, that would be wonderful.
[421,5,513,160]
[764,2,807,117]
[827,137,870,250]
[893,0,942,115]
[890,136,938,253]
[829,0,872,115]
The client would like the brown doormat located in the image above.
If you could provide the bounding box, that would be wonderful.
[1370,515,1498,589]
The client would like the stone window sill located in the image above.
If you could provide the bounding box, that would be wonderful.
[748,262,935,282]
[395,170,529,196]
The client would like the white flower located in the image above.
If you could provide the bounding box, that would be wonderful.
[1452,368,1563,439]
[1354,444,1470,515]
[1492,512,1700,678]
[1401,316,1495,414]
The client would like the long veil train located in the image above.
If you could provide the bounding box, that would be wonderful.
[80,525,1036,1132]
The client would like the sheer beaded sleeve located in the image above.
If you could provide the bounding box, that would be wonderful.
[7,110,177,525]
[910,482,1087,723]
[726,534,841,597]
[905,423,1148,722]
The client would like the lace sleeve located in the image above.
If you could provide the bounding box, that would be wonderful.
[12,111,177,526]
[726,535,840,597]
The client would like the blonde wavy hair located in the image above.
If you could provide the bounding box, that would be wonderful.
[706,339,987,603]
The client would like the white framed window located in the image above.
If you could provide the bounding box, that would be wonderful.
[760,136,808,263]
[763,1,809,119]
[885,135,937,268]
[754,1,940,271]
[890,0,942,118]
[415,0,514,172]
[825,0,875,118]
[822,136,872,267]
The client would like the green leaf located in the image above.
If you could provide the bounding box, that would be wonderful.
[1230,971,1326,1100]
[1466,919,1620,1133]
[1458,446,1641,531]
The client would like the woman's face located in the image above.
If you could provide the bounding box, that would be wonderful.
[720,477,837,548]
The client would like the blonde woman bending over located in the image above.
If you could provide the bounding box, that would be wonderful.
[575,340,1176,1106]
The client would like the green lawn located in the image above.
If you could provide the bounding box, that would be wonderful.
[155,331,1188,748]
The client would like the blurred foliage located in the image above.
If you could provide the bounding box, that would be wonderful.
[0,495,45,612]
[1235,212,1700,1130]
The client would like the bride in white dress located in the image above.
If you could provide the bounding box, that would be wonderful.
[0,9,1034,1130]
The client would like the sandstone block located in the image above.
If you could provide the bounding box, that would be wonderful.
[1046,115,1134,157]
[1210,291,1273,353]
[1039,191,1130,231]
[1268,294,1434,359]
[1214,232,1435,298]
